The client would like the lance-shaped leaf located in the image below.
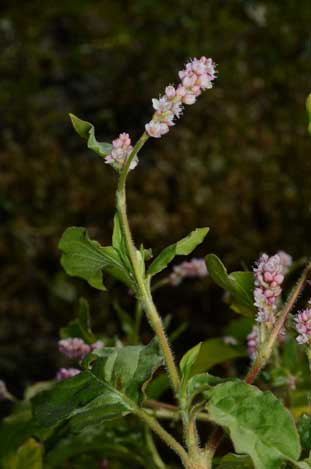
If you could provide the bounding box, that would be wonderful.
[69,113,112,157]
[60,298,96,344]
[206,381,301,469]
[147,227,209,276]
[33,340,163,431]
[180,338,246,387]
[59,227,134,290]
[206,254,255,317]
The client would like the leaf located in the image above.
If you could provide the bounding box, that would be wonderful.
[60,298,96,343]
[32,340,163,430]
[180,338,246,385]
[4,438,43,469]
[307,93,311,136]
[206,381,301,469]
[147,227,209,276]
[184,373,228,404]
[69,113,112,157]
[218,453,253,468]
[44,417,157,468]
[298,415,311,450]
[206,254,255,316]
[59,227,134,290]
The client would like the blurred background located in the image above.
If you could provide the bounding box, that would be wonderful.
[1,0,311,396]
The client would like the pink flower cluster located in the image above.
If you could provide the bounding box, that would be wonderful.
[247,327,258,360]
[58,337,104,360]
[56,367,81,381]
[295,307,311,345]
[253,252,291,324]
[105,133,137,171]
[145,57,216,138]
[169,258,208,286]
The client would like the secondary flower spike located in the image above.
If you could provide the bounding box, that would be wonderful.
[56,367,81,381]
[145,56,216,138]
[295,305,311,344]
[58,337,91,360]
[169,258,208,286]
[105,133,137,171]
[253,253,289,324]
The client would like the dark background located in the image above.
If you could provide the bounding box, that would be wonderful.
[1,0,311,395]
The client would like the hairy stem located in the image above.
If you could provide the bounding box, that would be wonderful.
[135,408,192,468]
[116,133,180,395]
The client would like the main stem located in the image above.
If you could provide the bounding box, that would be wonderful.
[116,133,180,395]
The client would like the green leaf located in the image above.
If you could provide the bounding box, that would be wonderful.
[184,373,228,404]
[298,415,311,450]
[69,113,112,157]
[44,417,158,468]
[218,453,253,468]
[307,93,311,136]
[147,227,209,276]
[59,227,134,290]
[206,254,255,316]
[180,338,246,385]
[206,381,301,469]
[60,298,96,343]
[32,340,163,430]
[4,438,43,469]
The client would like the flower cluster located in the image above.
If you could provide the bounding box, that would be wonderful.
[295,307,311,345]
[56,367,81,381]
[169,258,208,286]
[145,57,216,138]
[253,252,291,324]
[247,327,258,360]
[105,133,136,171]
[58,337,104,361]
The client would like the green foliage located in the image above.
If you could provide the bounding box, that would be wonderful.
[206,381,301,469]
[206,254,255,316]
[180,338,246,385]
[298,415,311,451]
[60,298,96,343]
[69,114,112,158]
[59,227,134,290]
[147,227,209,276]
[33,340,163,429]
[4,438,43,469]
[217,453,253,468]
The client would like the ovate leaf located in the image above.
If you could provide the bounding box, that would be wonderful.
[206,254,255,316]
[206,381,301,469]
[33,340,163,430]
[147,227,209,276]
[59,227,134,290]
[218,453,253,468]
[69,114,112,157]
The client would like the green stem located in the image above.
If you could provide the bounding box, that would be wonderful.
[116,133,180,394]
[135,407,192,468]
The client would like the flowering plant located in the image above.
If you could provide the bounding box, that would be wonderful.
[1,61,311,469]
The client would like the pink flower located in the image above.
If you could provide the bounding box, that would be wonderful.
[247,327,258,360]
[146,56,216,138]
[253,253,285,324]
[295,307,311,344]
[145,121,169,138]
[56,368,81,381]
[58,338,91,360]
[105,132,137,171]
[169,258,208,286]
[91,340,104,351]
